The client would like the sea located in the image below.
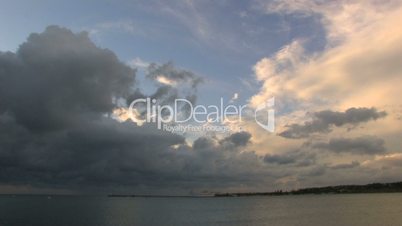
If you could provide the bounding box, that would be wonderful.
[1,193,402,226]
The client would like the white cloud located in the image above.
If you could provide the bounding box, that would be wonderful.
[251,1,402,114]
[155,76,176,86]
[229,93,239,103]
[242,0,402,181]
[128,57,150,69]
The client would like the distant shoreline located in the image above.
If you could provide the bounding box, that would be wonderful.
[214,181,402,197]
[109,181,402,198]
[2,181,402,198]
[107,194,214,198]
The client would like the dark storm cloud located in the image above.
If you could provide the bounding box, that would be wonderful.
[330,161,360,170]
[264,150,316,167]
[264,154,296,165]
[222,131,251,147]
[0,26,135,132]
[0,116,185,186]
[0,26,268,193]
[193,137,215,150]
[0,25,181,187]
[303,165,326,177]
[311,136,386,155]
[279,107,387,139]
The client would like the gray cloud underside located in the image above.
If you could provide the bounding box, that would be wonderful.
[311,136,386,155]
[279,107,387,139]
[0,26,270,193]
[264,150,316,167]
[330,161,360,170]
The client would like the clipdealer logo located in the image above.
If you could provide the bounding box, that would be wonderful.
[128,97,275,133]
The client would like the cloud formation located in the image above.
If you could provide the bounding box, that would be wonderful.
[2,0,402,194]
[312,136,386,155]
[243,0,402,189]
[147,62,202,89]
[279,108,386,139]
[0,26,135,131]
[0,26,270,194]
[264,150,315,166]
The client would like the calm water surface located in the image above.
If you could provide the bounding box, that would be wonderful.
[1,193,402,226]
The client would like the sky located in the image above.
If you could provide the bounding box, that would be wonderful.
[0,0,402,195]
